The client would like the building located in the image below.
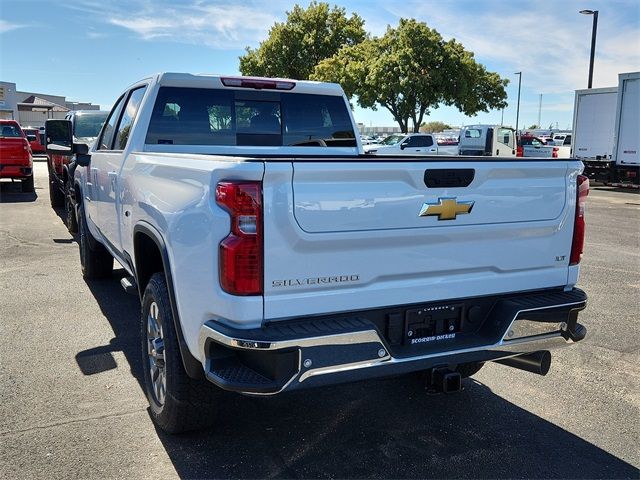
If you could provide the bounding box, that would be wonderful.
[357,123,403,136]
[0,80,99,127]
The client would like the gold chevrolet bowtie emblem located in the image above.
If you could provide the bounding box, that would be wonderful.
[418,197,474,220]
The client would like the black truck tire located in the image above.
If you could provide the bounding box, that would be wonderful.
[49,171,64,207]
[141,273,219,433]
[21,175,35,193]
[65,178,78,234]
[78,201,113,279]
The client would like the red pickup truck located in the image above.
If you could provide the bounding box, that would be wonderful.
[46,110,108,231]
[21,127,46,154]
[0,120,34,193]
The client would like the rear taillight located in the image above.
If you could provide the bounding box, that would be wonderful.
[23,139,31,160]
[570,174,589,265]
[215,181,263,295]
[517,146,523,157]
[552,147,559,158]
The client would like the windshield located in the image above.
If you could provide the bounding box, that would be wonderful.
[380,134,404,145]
[74,113,108,138]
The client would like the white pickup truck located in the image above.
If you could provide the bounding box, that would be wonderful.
[522,138,572,159]
[48,73,589,434]
[363,133,458,155]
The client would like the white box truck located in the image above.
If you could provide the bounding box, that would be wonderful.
[611,72,639,188]
[572,86,618,182]
[573,72,640,187]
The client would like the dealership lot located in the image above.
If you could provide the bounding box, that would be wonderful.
[0,161,638,479]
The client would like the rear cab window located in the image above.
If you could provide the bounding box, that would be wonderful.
[464,129,482,138]
[0,123,24,138]
[145,87,356,147]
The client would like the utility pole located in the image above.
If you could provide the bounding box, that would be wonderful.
[580,10,599,88]
[514,72,522,135]
[538,94,542,128]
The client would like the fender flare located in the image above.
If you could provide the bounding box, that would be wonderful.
[133,222,203,379]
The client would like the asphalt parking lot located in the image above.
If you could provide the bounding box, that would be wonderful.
[1,159,638,479]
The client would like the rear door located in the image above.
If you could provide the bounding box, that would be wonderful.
[495,127,516,156]
[91,86,147,248]
[614,76,639,166]
[262,159,579,320]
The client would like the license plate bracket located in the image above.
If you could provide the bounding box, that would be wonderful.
[404,304,462,345]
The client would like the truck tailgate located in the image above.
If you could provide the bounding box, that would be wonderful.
[262,159,581,320]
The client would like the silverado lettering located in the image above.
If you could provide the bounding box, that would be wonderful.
[272,275,360,288]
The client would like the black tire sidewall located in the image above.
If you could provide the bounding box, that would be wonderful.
[141,273,179,419]
[22,176,34,193]
[78,202,89,275]
[65,179,78,233]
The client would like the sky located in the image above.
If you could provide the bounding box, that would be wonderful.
[1,0,639,130]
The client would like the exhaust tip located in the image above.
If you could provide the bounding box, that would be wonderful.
[495,350,552,376]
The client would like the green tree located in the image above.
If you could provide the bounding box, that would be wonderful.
[528,124,539,129]
[312,19,509,132]
[239,2,366,80]
[420,121,452,133]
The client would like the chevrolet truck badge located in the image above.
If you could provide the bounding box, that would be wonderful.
[419,197,474,220]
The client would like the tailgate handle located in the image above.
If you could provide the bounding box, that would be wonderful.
[424,169,475,188]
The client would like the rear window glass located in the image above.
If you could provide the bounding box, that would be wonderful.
[464,129,481,138]
[145,87,356,147]
[0,124,23,138]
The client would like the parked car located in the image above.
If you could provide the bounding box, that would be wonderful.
[364,133,443,155]
[49,73,589,434]
[552,133,572,147]
[45,110,108,232]
[0,120,34,193]
[21,127,46,154]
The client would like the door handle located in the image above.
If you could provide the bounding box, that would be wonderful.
[108,171,117,191]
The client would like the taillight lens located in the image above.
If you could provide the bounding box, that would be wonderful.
[215,181,263,295]
[570,174,589,265]
[552,147,559,158]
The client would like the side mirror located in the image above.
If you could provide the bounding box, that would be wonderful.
[26,134,37,142]
[400,142,407,150]
[45,119,72,154]
[47,143,72,155]
[74,143,91,167]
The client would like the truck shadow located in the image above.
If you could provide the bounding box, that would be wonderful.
[80,273,637,480]
[0,181,38,202]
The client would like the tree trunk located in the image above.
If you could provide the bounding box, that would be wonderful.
[383,105,408,133]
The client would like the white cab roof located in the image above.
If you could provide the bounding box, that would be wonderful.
[155,72,345,96]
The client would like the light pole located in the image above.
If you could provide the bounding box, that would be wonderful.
[580,9,599,88]
[514,72,522,136]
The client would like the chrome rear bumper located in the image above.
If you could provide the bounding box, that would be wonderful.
[198,288,587,395]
